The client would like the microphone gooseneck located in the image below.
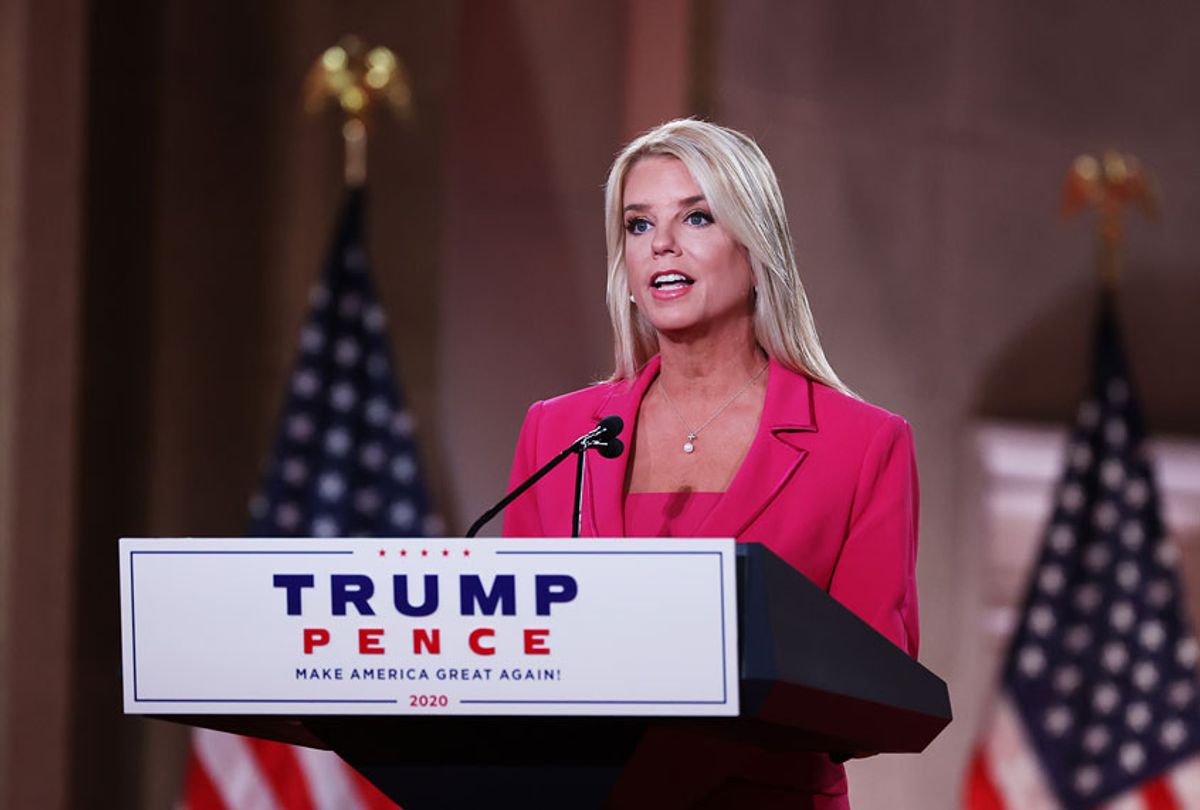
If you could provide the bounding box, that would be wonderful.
[465,414,626,538]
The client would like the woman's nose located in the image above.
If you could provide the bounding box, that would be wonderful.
[651,222,678,256]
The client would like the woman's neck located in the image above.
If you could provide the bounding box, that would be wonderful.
[655,329,765,401]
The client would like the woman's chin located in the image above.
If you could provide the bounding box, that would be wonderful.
[645,316,703,340]
[649,310,754,344]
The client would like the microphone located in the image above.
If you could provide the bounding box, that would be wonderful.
[575,415,623,448]
[597,414,623,438]
[568,415,624,536]
[465,414,626,538]
[584,415,624,458]
[592,415,624,459]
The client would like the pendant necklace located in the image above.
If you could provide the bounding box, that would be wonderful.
[658,361,769,454]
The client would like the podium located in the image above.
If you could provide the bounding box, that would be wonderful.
[121,538,951,808]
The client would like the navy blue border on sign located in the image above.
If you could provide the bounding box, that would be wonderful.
[457,549,732,708]
[128,549,397,705]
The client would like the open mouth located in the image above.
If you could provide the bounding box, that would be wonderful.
[650,271,695,291]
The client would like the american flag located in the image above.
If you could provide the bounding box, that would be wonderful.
[182,188,437,809]
[965,294,1200,810]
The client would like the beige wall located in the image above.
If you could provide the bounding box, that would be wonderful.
[436,0,625,533]
[2,1,1199,807]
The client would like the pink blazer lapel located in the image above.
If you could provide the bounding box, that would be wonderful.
[695,359,818,538]
[581,356,816,539]
[586,356,661,537]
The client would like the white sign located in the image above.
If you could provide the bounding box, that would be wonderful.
[120,537,739,716]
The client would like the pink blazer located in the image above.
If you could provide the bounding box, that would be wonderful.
[502,356,920,806]
[503,355,920,659]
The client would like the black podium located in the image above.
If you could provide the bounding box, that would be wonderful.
[169,543,951,809]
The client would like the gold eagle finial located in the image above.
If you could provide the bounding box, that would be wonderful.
[1061,151,1158,289]
[304,36,413,187]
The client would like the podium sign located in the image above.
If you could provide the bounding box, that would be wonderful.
[120,537,739,716]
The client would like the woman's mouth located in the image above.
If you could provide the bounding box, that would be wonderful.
[650,271,695,296]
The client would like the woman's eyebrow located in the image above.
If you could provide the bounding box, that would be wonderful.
[623,195,707,213]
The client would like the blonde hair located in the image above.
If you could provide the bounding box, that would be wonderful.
[603,119,854,396]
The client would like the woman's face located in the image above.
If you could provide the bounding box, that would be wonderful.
[622,156,754,341]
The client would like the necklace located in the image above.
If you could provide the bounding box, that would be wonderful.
[657,361,769,454]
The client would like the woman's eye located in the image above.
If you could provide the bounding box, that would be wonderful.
[685,210,713,226]
[625,218,651,235]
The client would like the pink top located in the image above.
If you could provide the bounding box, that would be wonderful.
[623,491,723,538]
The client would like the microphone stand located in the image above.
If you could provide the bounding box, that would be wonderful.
[465,425,622,539]
[572,447,587,538]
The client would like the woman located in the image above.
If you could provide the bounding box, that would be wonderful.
[503,119,919,809]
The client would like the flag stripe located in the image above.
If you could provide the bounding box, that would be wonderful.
[293,746,367,810]
[983,699,1059,809]
[1167,755,1200,803]
[1103,788,1147,810]
[194,729,282,810]
[189,732,400,810]
[971,751,1200,810]
[249,738,318,810]
[294,745,401,810]
[965,748,1005,810]
[182,747,227,810]
[347,767,402,810]
[1140,776,1181,810]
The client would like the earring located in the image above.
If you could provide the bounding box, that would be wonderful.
[629,294,636,304]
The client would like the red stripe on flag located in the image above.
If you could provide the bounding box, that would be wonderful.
[1141,774,1182,810]
[347,765,402,810]
[249,737,318,810]
[181,749,228,810]
[964,748,1006,810]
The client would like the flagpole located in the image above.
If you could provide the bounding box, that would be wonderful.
[343,119,367,188]
[303,35,414,189]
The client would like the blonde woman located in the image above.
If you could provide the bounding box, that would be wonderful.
[505,119,919,808]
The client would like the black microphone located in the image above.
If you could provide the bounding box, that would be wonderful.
[588,415,624,456]
[576,414,623,448]
[465,414,627,538]
[590,415,625,459]
[597,414,623,438]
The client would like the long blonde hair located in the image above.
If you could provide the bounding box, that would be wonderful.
[603,119,853,396]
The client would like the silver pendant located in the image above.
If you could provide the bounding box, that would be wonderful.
[683,433,697,454]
